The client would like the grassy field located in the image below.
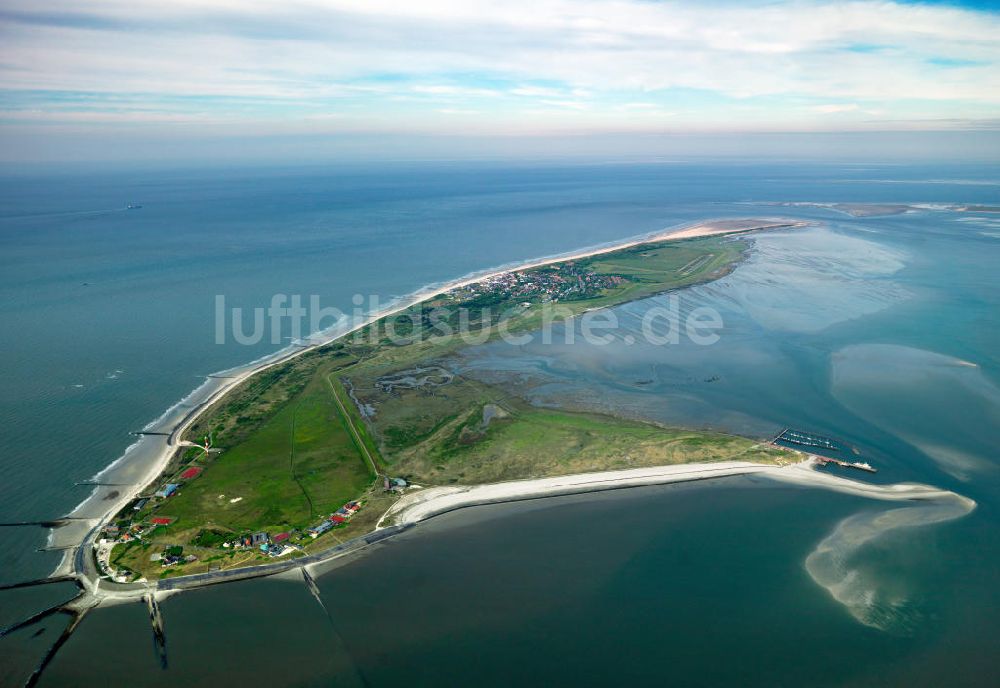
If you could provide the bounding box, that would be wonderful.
[114,357,378,579]
[166,367,376,531]
[381,399,788,484]
[583,238,742,299]
[342,347,790,486]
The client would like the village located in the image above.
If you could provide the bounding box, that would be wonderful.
[96,492,370,582]
[449,262,627,305]
[92,444,403,582]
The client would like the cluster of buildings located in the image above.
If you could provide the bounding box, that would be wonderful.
[222,531,293,557]
[101,519,158,544]
[307,500,362,538]
[454,264,626,304]
[155,548,197,568]
[96,460,367,580]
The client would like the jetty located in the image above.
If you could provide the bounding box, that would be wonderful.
[812,456,877,474]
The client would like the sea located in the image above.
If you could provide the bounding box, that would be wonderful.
[0,160,998,686]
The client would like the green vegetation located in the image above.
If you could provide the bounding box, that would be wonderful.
[113,350,381,578]
[382,399,785,484]
[161,365,377,532]
[113,232,791,578]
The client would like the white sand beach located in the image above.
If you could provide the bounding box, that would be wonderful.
[382,458,975,528]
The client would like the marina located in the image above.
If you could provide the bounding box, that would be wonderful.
[773,429,878,474]
[774,428,841,452]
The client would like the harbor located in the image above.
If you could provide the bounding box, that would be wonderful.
[772,429,878,474]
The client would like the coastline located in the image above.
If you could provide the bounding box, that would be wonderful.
[74,456,976,608]
[54,216,807,582]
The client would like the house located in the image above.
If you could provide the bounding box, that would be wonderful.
[307,521,333,538]
[251,532,268,546]
[132,498,148,511]
[155,483,179,498]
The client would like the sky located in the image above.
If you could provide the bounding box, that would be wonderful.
[1,0,999,163]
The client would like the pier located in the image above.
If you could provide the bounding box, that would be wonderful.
[813,456,877,474]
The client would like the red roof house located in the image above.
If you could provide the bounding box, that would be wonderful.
[180,466,203,480]
[273,532,290,543]
[151,517,174,525]
[330,515,346,524]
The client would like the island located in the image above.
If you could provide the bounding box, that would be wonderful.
[98,218,806,581]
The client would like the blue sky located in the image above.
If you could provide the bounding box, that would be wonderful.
[0,0,998,162]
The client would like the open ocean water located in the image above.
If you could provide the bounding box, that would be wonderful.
[1,160,998,686]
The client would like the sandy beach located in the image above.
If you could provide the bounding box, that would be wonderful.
[382,458,975,528]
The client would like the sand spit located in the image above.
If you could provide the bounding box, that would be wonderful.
[383,460,973,527]
[805,494,974,633]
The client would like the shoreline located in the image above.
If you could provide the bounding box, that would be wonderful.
[55,216,807,582]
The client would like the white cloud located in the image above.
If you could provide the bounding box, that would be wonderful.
[811,104,861,114]
[412,85,500,97]
[510,86,565,98]
[0,0,997,133]
[540,99,589,110]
